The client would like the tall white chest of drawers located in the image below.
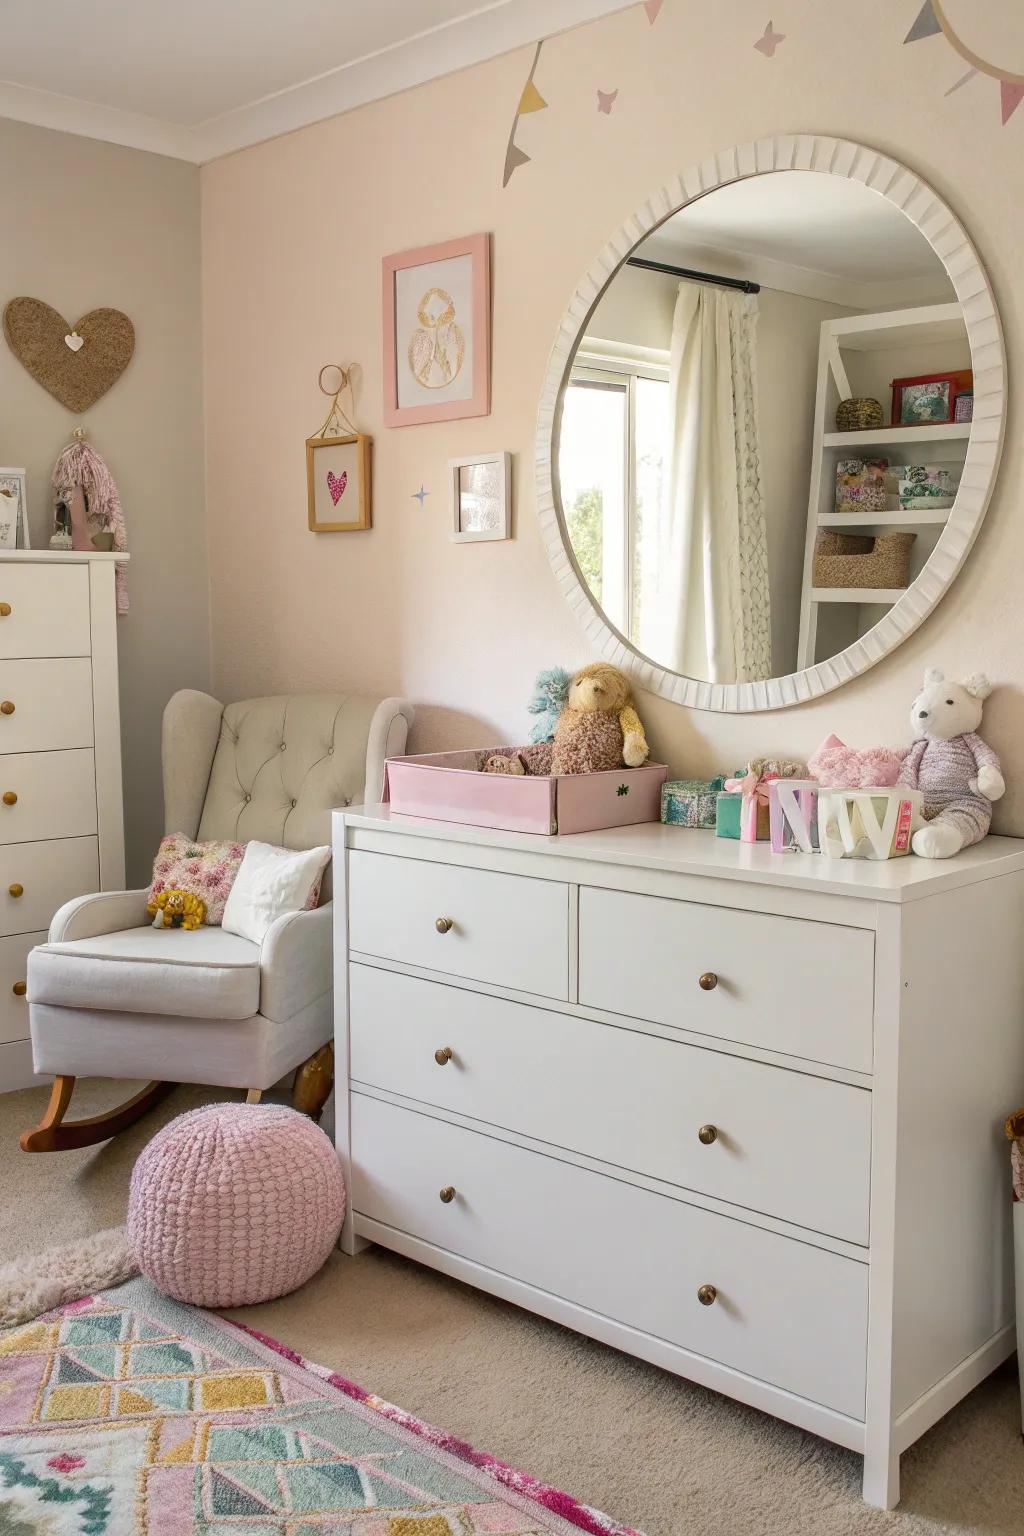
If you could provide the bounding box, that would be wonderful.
[0,552,126,1091]
[334,806,1024,1508]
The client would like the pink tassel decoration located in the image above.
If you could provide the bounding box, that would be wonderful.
[51,437,128,613]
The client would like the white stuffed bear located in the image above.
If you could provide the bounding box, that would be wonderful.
[897,668,1004,858]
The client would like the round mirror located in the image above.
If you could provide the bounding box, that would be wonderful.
[538,137,1005,712]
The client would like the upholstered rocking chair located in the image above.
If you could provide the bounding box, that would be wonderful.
[20,689,413,1152]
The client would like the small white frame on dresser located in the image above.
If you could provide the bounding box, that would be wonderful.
[0,551,128,1092]
[333,806,1024,1509]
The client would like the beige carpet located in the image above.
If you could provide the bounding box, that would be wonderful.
[1,1080,1022,1536]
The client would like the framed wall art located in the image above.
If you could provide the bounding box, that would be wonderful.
[890,370,971,427]
[450,451,511,543]
[382,233,490,427]
[0,468,29,549]
[306,434,372,532]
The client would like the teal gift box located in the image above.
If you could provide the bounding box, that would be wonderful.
[661,776,727,829]
[715,789,771,841]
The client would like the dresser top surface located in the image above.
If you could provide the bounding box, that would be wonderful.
[339,805,1024,904]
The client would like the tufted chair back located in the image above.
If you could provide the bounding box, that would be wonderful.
[162,691,413,861]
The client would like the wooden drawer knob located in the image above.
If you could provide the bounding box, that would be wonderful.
[2,792,17,806]
[0,603,11,617]
[439,1185,456,1203]
[0,701,15,716]
[698,972,718,991]
[434,1046,453,1065]
[12,980,26,997]
[697,1284,718,1306]
[8,883,23,898]
[435,917,454,934]
[697,1124,718,1145]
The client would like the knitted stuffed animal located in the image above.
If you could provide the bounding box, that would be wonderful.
[897,668,1004,858]
[527,666,573,744]
[148,888,207,930]
[551,663,649,775]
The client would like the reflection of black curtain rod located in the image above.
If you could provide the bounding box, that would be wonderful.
[626,256,760,295]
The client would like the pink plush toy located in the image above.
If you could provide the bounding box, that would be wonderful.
[808,733,907,789]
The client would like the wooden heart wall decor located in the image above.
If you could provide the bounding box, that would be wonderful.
[3,298,135,413]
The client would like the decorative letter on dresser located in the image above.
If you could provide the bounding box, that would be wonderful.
[334,807,1024,1508]
[0,553,126,1091]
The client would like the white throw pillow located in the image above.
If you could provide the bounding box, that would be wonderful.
[222,840,332,945]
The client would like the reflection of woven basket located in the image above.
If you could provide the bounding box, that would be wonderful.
[813,531,915,589]
[835,397,884,432]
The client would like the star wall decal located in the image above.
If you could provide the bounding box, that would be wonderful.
[753,20,785,57]
[412,485,429,506]
[904,1,1024,124]
[597,88,619,114]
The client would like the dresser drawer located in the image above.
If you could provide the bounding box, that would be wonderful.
[350,966,871,1243]
[0,837,98,936]
[0,565,91,659]
[347,851,569,1000]
[0,659,94,753]
[0,751,97,843]
[0,929,45,1044]
[352,1094,868,1418]
[579,886,873,1073]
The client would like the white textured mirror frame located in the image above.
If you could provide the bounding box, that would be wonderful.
[536,136,1006,714]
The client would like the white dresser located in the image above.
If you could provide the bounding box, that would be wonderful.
[334,806,1024,1508]
[0,552,126,1091]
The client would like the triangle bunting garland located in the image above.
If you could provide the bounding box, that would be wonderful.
[503,142,532,187]
[518,80,547,114]
[904,1,941,44]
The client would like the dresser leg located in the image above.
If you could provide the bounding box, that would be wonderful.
[862,1443,899,1509]
[340,1226,373,1257]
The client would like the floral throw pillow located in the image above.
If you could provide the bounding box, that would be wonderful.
[148,834,247,926]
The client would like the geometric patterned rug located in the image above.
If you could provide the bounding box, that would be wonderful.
[0,1277,643,1536]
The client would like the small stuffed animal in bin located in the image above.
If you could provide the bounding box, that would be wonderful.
[897,668,1004,858]
[551,663,649,775]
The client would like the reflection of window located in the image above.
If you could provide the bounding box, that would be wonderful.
[560,357,669,642]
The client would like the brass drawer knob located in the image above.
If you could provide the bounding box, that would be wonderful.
[698,972,718,991]
[8,883,23,898]
[434,1046,453,1065]
[12,980,26,997]
[697,1284,718,1306]
[439,1185,456,1204]
[435,916,454,934]
[0,603,11,617]
[697,1124,718,1145]
[0,701,15,716]
[2,792,16,806]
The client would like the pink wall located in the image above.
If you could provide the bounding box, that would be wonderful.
[202,2,1024,830]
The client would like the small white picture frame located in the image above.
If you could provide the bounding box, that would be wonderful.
[0,469,29,550]
[450,451,511,543]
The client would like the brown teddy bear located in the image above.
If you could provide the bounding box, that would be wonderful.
[551,662,650,775]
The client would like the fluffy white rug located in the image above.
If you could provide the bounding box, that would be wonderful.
[0,1225,139,1328]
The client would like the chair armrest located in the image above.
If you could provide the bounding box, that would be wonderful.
[49,889,151,943]
[259,902,333,1023]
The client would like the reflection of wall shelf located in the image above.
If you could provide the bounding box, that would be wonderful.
[811,587,907,604]
[797,303,971,672]
[822,423,971,449]
[818,511,950,531]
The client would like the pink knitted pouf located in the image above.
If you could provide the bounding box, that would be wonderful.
[127,1102,346,1308]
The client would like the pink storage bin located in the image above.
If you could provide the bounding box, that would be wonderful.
[384,750,668,836]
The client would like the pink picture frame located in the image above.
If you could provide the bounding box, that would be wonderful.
[381,232,491,427]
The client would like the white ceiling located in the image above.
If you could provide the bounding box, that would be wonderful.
[0,0,636,163]
[641,172,955,307]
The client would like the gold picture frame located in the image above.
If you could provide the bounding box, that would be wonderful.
[306,433,372,532]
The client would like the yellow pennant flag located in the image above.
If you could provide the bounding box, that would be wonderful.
[518,80,548,114]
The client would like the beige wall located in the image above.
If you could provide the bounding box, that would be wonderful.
[0,119,208,884]
[201,2,1024,834]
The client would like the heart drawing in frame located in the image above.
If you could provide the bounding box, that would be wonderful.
[3,297,135,413]
[327,470,348,505]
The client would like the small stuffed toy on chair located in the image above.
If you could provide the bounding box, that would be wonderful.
[147,889,207,930]
[551,663,650,775]
[897,668,1004,859]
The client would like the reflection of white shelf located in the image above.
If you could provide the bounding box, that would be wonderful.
[826,302,966,351]
[818,511,950,531]
[822,423,971,449]
[811,587,906,604]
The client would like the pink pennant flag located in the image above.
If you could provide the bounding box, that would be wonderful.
[1001,81,1024,124]
[643,0,664,23]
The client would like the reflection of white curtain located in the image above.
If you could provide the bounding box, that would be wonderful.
[639,282,772,683]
